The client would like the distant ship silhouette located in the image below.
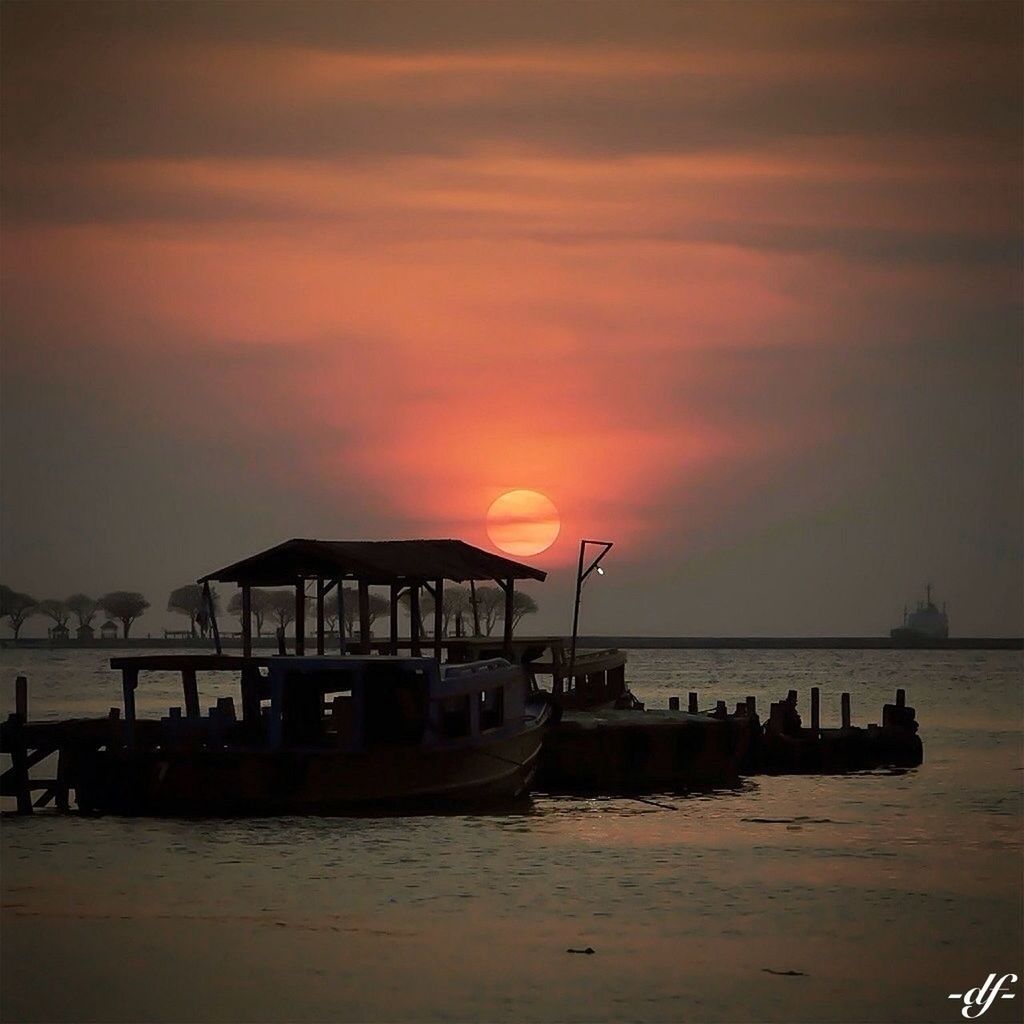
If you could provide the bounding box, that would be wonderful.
[891,583,949,640]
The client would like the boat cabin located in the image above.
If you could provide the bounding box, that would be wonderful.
[109,653,531,755]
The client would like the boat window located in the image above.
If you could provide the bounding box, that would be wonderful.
[281,669,358,747]
[479,688,504,731]
[363,666,427,747]
[439,694,471,739]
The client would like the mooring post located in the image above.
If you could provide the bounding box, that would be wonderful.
[8,681,32,814]
[122,668,139,750]
[811,686,821,736]
[715,700,727,717]
[841,692,851,730]
[896,688,906,708]
[746,695,757,717]
[787,689,798,705]
[182,668,200,720]
[55,748,71,812]
[669,696,680,711]
[688,692,698,713]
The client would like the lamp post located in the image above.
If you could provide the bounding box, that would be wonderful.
[567,539,613,685]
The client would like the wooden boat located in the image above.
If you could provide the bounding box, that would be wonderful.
[66,654,553,815]
[3,538,557,816]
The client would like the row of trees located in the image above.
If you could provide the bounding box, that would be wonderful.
[172,583,537,638]
[0,585,151,639]
[2,581,539,641]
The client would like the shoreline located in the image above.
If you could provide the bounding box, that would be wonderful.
[2,635,1020,651]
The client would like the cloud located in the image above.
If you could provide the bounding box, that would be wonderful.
[1,1,1020,631]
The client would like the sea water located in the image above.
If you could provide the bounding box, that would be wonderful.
[1,648,1021,1023]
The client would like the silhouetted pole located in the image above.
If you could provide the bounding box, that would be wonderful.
[338,584,347,655]
[503,579,514,659]
[358,580,371,654]
[203,581,222,656]
[294,582,305,656]
[410,584,422,656]
[811,687,820,736]
[434,579,444,663]
[15,675,27,720]
[390,584,400,655]
[841,692,851,729]
[568,540,614,684]
[241,585,252,657]
[470,580,481,636]
[316,578,326,655]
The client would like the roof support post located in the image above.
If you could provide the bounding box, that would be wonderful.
[241,584,252,658]
[358,580,371,654]
[294,581,305,656]
[470,580,481,636]
[122,667,138,750]
[203,580,222,656]
[433,579,444,663]
[409,584,422,657]
[390,584,400,655]
[503,578,514,660]
[338,582,347,655]
[316,577,326,656]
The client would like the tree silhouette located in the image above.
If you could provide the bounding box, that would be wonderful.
[1,585,37,639]
[168,584,219,637]
[419,586,473,636]
[226,588,273,636]
[66,593,98,629]
[168,585,203,637]
[99,591,150,638]
[339,587,389,637]
[37,599,72,632]
[511,591,539,628]
[474,585,505,636]
[267,590,296,631]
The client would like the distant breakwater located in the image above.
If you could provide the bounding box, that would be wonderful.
[1,635,1020,651]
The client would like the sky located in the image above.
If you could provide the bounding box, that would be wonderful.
[1,1,1021,637]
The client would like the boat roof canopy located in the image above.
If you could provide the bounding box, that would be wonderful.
[199,538,547,586]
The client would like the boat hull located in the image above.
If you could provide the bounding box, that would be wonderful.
[73,714,549,816]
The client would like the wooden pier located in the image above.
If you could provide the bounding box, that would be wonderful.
[3,671,923,813]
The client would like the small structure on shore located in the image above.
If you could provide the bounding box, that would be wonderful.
[99,620,118,640]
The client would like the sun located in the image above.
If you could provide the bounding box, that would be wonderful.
[486,490,560,557]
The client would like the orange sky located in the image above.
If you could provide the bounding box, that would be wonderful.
[2,2,1021,633]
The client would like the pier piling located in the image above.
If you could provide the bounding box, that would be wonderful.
[668,696,680,711]
[688,692,698,713]
[811,687,820,736]
[896,688,906,708]
[746,696,757,717]
[16,675,28,720]
[841,692,851,729]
